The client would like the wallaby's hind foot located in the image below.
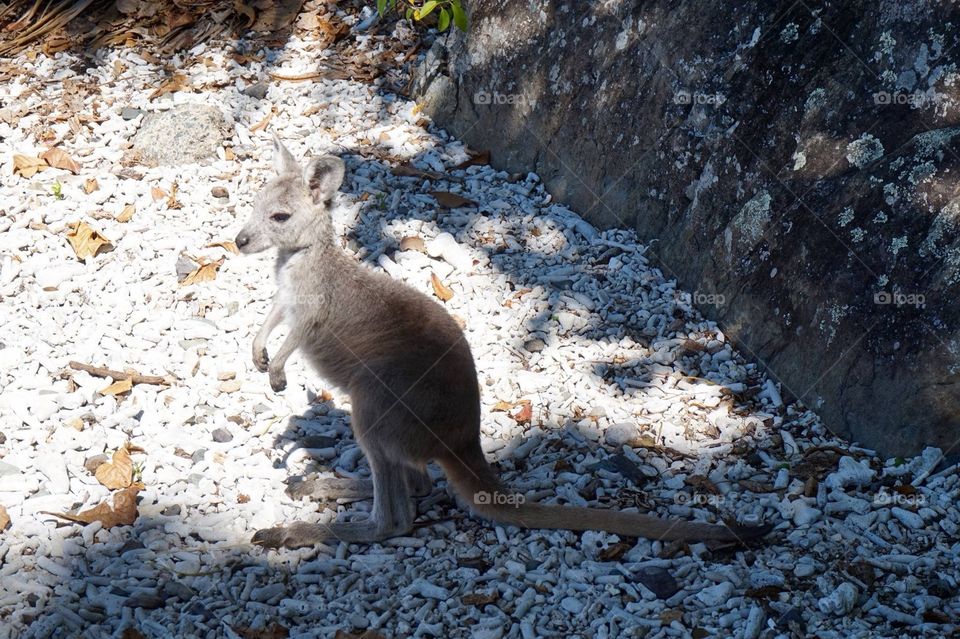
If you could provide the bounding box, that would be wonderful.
[252,516,414,549]
[286,477,374,501]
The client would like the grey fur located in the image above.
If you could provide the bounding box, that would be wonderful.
[234,138,769,549]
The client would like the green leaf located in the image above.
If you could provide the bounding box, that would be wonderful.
[437,7,450,31]
[451,1,467,31]
[415,0,438,19]
[377,0,387,15]
[405,6,414,19]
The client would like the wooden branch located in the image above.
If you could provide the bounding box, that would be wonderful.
[68,361,172,386]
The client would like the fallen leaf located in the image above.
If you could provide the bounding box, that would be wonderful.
[49,485,140,528]
[83,178,99,194]
[660,609,683,625]
[430,272,454,301]
[40,147,80,174]
[249,106,275,133]
[94,444,134,490]
[224,147,236,161]
[0,505,9,532]
[509,400,533,425]
[232,623,290,639]
[150,73,189,99]
[332,631,386,639]
[167,182,182,210]
[462,591,499,606]
[232,0,257,28]
[100,378,133,396]
[492,400,514,412]
[391,162,445,180]
[13,154,47,177]
[205,240,239,255]
[66,221,113,260]
[453,149,490,170]
[117,204,135,223]
[179,256,225,286]
[237,494,250,504]
[151,186,167,201]
[597,541,632,561]
[399,236,426,252]
[430,191,477,209]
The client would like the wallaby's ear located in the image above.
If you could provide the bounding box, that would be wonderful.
[303,156,345,205]
[272,133,299,175]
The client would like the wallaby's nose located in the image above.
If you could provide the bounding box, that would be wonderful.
[235,232,250,251]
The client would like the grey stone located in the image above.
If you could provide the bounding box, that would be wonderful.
[121,107,144,120]
[419,1,960,456]
[131,104,227,166]
[523,338,546,353]
[242,82,269,100]
[0,460,20,477]
[633,566,680,599]
[211,428,233,443]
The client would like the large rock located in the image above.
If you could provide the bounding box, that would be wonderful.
[417,1,960,455]
[131,104,227,165]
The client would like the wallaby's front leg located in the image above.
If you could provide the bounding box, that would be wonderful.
[253,302,283,372]
[268,329,303,392]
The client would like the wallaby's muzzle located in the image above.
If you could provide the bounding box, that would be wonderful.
[235,231,252,252]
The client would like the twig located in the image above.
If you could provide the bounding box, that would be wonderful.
[68,361,172,386]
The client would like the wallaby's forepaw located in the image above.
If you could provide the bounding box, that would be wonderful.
[269,367,287,392]
[253,347,269,372]
[252,522,327,549]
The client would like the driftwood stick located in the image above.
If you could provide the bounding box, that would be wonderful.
[68,361,171,386]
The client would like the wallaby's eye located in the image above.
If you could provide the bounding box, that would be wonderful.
[270,212,291,223]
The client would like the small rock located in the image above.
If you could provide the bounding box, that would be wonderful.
[0,460,21,476]
[633,566,680,599]
[242,82,269,100]
[605,422,639,448]
[219,380,241,393]
[124,592,165,609]
[121,107,145,120]
[211,428,233,443]
[162,581,195,600]
[560,596,584,614]
[817,582,858,615]
[523,338,546,353]
[890,507,924,529]
[824,456,875,489]
[84,454,109,474]
[696,581,735,607]
[131,104,227,166]
[792,501,822,526]
[211,186,229,199]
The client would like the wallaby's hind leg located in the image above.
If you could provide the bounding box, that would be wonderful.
[406,467,433,497]
[254,456,414,549]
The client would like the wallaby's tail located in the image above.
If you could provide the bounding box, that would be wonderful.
[437,444,770,543]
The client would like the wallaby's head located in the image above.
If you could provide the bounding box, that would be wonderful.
[235,135,345,254]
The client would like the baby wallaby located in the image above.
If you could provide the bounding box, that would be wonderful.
[234,135,769,549]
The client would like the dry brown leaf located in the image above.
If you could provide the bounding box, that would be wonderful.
[13,154,47,177]
[179,257,225,286]
[150,74,189,99]
[94,445,134,490]
[205,240,239,255]
[430,272,454,302]
[332,631,386,639]
[66,221,113,260]
[0,505,9,532]
[453,149,491,170]
[430,191,477,209]
[224,147,236,161]
[151,186,167,201]
[100,378,133,396]
[399,236,426,253]
[167,182,181,209]
[391,163,445,180]
[492,400,514,412]
[510,400,533,425]
[117,204,135,223]
[249,107,275,133]
[94,452,130,487]
[660,609,683,625]
[233,623,290,639]
[84,178,99,194]
[40,147,80,174]
[49,486,140,529]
